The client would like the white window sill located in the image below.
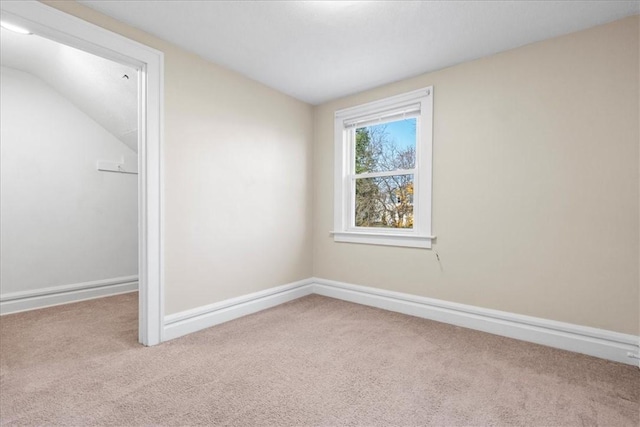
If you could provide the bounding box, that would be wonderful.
[331,231,434,249]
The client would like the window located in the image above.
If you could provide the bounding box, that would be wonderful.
[333,87,434,248]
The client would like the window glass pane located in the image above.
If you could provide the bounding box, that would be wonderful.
[355,174,414,229]
[355,118,416,174]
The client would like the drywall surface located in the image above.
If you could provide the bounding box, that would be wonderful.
[43,1,314,315]
[313,16,639,335]
[0,27,139,152]
[0,66,138,295]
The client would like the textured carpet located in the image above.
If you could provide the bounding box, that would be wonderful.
[0,293,638,426]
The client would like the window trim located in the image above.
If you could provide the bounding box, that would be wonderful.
[333,87,434,249]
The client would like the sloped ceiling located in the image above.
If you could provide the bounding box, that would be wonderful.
[0,28,138,152]
[79,0,639,104]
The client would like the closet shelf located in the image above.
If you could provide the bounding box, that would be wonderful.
[97,160,138,175]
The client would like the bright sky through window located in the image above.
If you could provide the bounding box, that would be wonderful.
[366,118,416,151]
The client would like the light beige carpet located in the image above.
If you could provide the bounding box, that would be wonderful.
[0,292,638,426]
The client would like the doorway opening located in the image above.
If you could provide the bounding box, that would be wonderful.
[0,1,163,345]
[1,27,140,338]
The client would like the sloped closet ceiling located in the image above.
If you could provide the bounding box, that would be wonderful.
[0,28,138,152]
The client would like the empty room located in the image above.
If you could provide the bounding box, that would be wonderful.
[0,1,638,426]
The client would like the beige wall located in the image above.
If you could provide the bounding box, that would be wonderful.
[42,3,638,335]
[44,1,314,315]
[313,16,639,335]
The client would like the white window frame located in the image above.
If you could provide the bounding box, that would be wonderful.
[333,87,434,249]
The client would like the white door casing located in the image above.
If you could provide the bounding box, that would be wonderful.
[0,1,164,345]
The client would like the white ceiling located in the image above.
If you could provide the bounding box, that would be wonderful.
[0,28,138,151]
[79,0,639,105]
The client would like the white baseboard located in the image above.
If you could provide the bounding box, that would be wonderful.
[163,278,314,341]
[160,276,638,366]
[0,276,139,315]
[311,278,639,366]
